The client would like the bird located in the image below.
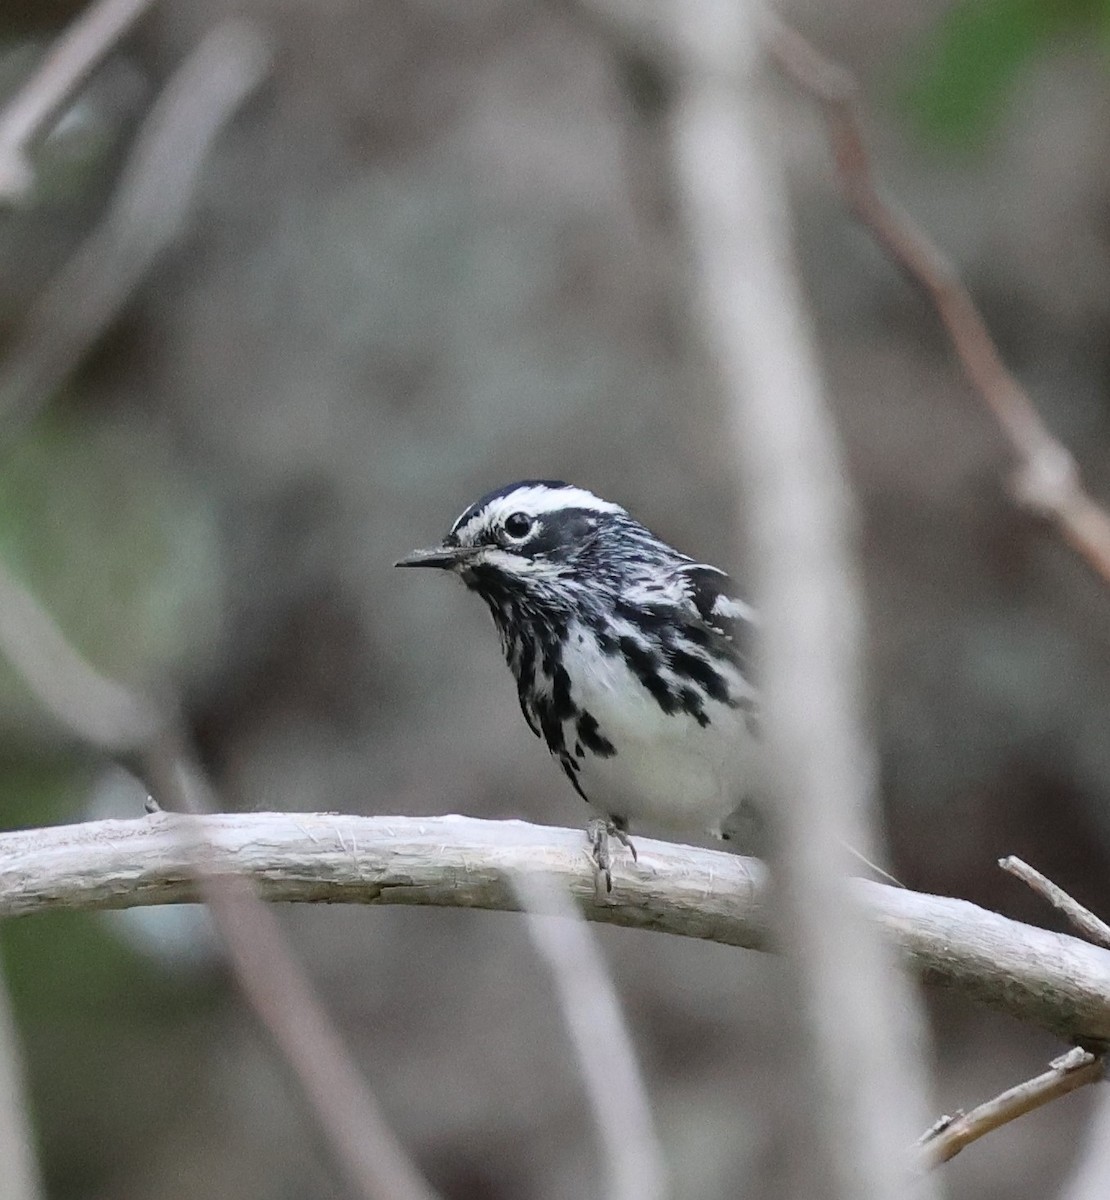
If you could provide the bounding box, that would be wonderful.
[395,479,761,888]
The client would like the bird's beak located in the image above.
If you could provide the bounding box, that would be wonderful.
[394,543,482,570]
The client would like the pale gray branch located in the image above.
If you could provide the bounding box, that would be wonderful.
[668,2,938,1197]
[0,0,155,203]
[4,812,1110,1048]
[514,873,668,1200]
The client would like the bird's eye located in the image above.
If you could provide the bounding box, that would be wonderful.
[503,512,533,539]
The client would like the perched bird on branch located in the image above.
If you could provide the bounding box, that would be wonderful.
[397,480,760,887]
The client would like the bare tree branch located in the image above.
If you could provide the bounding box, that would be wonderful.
[5,811,1110,1048]
[0,19,271,448]
[999,856,1110,951]
[0,0,155,203]
[919,1048,1103,1168]
[667,3,938,1197]
[0,967,43,1200]
[514,873,668,1200]
[763,15,1110,587]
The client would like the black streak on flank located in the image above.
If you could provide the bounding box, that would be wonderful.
[514,637,540,736]
[535,696,563,757]
[618,635,677,713]
[534,692,591,803]
[560,756,590,802]
[671,648,735,708]
[576,711,616,757]
[678,686,710,728]
[592,624,618,655]
[549,662,576,722]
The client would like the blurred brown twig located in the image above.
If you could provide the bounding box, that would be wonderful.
[764,15,1110,588]
[0,567,163,752]
[0,0,155,203]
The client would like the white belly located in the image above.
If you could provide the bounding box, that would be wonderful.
[556,622,760,836]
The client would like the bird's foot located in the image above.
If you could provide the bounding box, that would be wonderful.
[586,817,637,893]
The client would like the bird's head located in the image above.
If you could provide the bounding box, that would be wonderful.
[395,481,629,598]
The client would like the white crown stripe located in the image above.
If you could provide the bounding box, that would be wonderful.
[452,483,626,539]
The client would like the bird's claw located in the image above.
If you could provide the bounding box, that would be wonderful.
[586,818,637,893]
[611,822,637,862]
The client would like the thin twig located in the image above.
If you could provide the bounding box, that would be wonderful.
[668,4,938,1198]
[513,873,668,1200]
[999,856,1110,951]
[919,1048,1103,1167]
[0,0,155,203]
[0,19,271,450]
[0,967,43,1200]
[763,14,1110,587]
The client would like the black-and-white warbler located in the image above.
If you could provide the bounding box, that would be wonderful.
[396,480,760,886]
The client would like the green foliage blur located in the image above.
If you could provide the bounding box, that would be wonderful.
[906,0,1110,145]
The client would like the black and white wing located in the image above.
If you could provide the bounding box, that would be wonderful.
[676,563,756,670]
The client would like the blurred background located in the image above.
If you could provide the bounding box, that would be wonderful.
[2,0,1110,1196]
